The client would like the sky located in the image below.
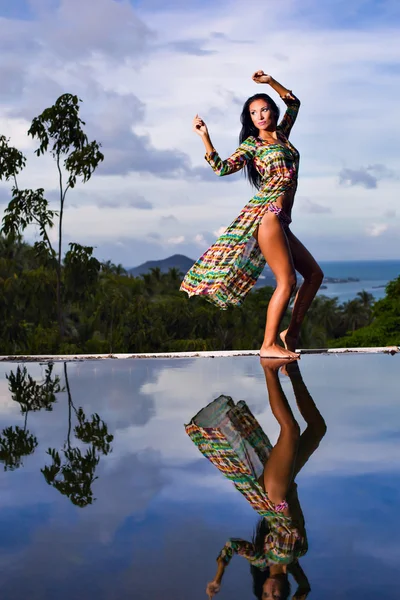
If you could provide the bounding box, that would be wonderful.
[0,0,399,268]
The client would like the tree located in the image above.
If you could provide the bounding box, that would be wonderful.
[357,290,374,310]
[340,299,366,333]
[0,94,104,337]
[63,242,101,304]
[331,276,400,347]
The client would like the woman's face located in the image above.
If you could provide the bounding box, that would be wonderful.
[249,99,275,132]
[262,576,285,600]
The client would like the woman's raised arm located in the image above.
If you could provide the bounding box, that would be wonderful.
[252,70,301,138]
[193,115,255,176]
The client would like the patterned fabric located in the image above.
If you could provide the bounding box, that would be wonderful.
[180,94,301,309]
[185,395,307,569]
[217,524,306,569]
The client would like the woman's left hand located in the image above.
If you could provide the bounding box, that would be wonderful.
[252,70,272,84]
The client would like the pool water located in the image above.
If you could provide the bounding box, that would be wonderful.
[0,354,399,599]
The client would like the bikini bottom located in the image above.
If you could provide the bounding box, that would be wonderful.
[267,203,292,230]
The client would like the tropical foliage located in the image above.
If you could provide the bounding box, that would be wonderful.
[329,278,400,348]
[1,232,395,352]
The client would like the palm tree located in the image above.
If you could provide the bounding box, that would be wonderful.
[307,296,340,338]
[356,290,374,322]
[357,290,374,307]
[340,299,367,332]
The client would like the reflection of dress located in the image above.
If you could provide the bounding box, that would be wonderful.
[185,395,307,569]
[180,95,300,309]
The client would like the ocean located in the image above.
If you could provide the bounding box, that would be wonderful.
[316,260,400,304]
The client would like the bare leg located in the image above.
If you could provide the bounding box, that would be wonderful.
[254,212,300,359]
[280,230,324,352]
[259,359,300,505]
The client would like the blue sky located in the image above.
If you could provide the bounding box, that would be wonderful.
[0,0,399,265]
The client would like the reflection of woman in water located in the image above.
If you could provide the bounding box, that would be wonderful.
[185,359,326,599]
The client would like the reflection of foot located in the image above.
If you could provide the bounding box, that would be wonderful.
[280,329,299,352]
[259,343,300,360]
[280,360,301,378]
[260,356,297,371]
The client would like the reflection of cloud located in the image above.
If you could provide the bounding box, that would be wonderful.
[81,449,168,541]
[0,378,17,417]
[0,449,167,596]
[117,516,253,600]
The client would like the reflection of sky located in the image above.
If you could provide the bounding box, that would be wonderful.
[0,355,399,599]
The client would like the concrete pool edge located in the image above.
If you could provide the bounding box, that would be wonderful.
[0,346,398,362]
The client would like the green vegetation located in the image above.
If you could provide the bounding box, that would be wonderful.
[329,278,400,348]
[0,93,398,354]
[1,232,397,353]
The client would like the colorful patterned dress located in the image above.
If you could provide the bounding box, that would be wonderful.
[180,94,300,309]
[185,395,307,569]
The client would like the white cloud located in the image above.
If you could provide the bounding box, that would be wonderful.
[299,197,332,214]
[166,235,185,244]
[194,233,206,245]
[366,223,389,237]
[213,226,226,237]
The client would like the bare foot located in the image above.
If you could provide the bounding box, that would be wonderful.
[259,342,300,360]
[280,329,299,353]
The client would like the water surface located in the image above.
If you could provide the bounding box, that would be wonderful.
[0,355,399,599]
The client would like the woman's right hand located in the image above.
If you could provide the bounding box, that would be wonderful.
[206,580,221,598]
[252,69,272,84]
[193,114,209,137]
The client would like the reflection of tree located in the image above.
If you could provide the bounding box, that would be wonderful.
[6,364,62,412]
[0,362,113,507]
[0,363,61,471]
[41,362,113,507]
[0,426,38,471]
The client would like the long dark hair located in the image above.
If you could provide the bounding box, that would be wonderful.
[250,518,291,600]
[239,93,280,190]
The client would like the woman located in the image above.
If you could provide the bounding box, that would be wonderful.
[180,71,324,359]
[185,359,327,599]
